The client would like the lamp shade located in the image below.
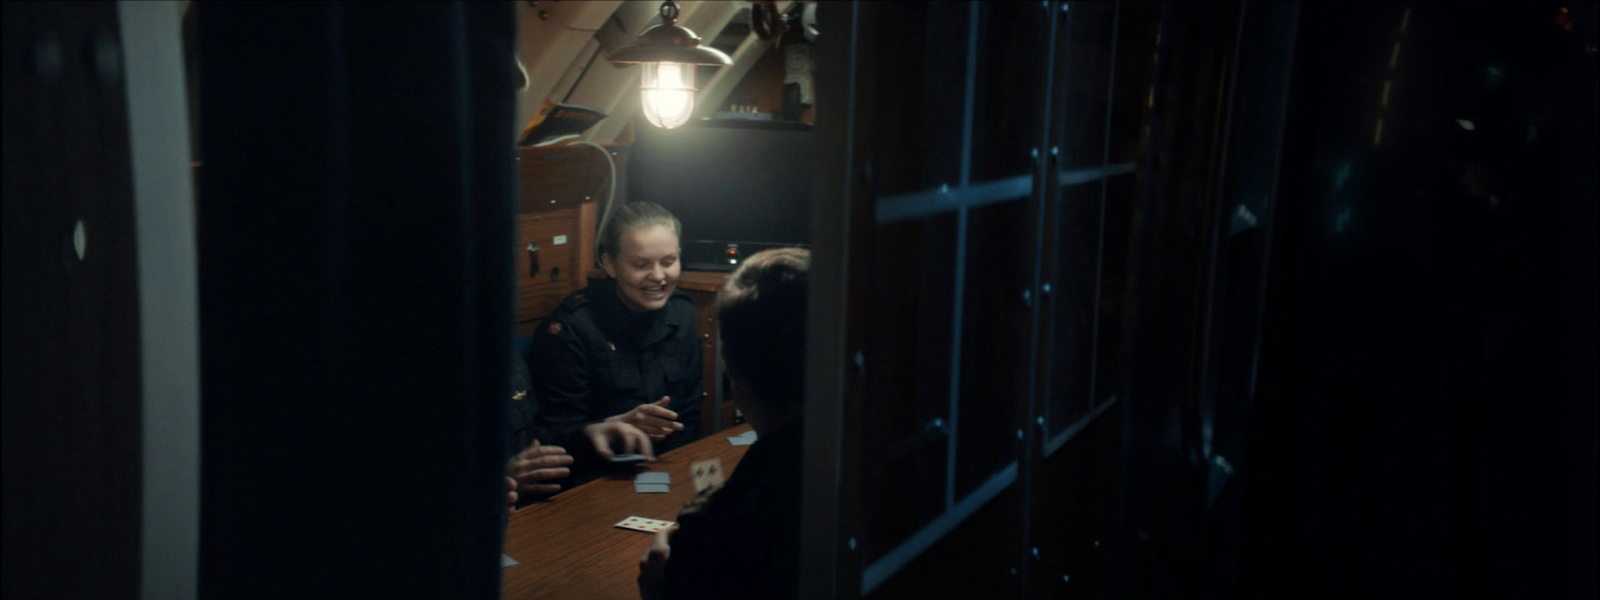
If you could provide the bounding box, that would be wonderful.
[607,24,734,66]
[607,2,732,129]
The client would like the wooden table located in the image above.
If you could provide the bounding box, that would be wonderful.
[501,424,755,600]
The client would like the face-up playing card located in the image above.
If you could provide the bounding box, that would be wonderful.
[615,516,675,533]
[690,458,725,493]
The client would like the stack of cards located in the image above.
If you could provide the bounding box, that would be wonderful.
[727,430,758,446]
[610,453,648,465]
[615,516,675,533]
[634,471,670,493]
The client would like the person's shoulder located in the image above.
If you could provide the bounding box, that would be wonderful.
[535,287,601,340]
[558,286,599,312]
[548,286,611,327]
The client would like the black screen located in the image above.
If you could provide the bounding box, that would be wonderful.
[629,119,814,255]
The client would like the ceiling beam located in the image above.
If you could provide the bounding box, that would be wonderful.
[694,0,791,120]
[514,0,624,137]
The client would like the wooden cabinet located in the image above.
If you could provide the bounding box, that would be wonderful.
[679,272,737,436]
[513,144,617,336]
[515,209,583,327]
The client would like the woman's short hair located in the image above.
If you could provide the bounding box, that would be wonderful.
[717,248,810,414]
[598,201,681,259]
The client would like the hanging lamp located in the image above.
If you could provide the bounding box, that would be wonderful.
[607,0,733,129]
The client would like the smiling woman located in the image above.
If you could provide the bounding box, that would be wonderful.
[599,202,685,312]
[528,202,704,486]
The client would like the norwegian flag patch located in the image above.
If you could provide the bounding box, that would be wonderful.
[547,322,563,335]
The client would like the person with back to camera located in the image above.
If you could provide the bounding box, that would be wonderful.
[529,201,704,485]
[637,247,811,600]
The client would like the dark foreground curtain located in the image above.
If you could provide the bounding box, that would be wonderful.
[198,3,516,597]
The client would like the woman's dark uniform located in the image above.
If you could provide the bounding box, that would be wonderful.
[528,277,703,483]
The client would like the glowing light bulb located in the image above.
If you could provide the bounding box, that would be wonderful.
[641,62,695,129]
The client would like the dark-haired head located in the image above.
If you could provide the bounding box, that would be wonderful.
[717,248,810,429]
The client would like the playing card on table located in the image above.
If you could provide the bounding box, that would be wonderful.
[635,472,670,484]
[690,458,725,493]
[727,430,758,446]
[614,516,675,533]
[634,471,671,493]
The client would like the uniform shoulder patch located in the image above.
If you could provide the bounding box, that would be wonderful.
[547,322,563,336]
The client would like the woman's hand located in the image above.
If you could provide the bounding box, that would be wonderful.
[507,440,574,496]
[606,397,685,441]
[583,421,657,460]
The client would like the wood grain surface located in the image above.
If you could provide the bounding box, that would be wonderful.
[501,424,755,600]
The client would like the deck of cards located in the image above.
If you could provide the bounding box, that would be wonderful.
[610,453,648,465]
[614,515,675,533]
[727,430,758,446]
[634,471,670,493]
